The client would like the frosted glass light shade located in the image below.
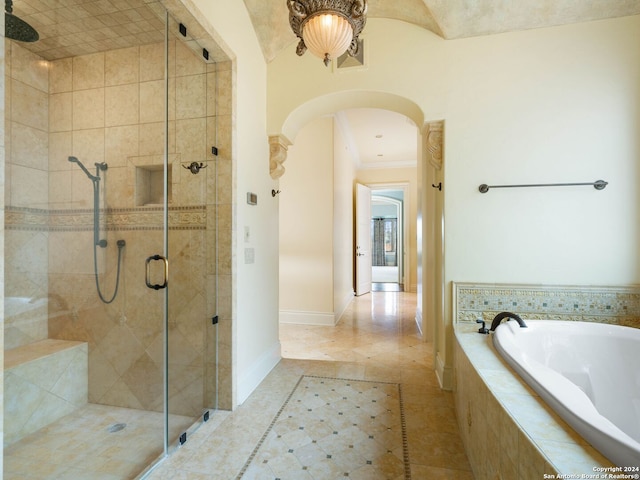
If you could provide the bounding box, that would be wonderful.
[302,13,353,65]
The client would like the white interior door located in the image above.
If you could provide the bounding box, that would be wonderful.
[355,184,372,296]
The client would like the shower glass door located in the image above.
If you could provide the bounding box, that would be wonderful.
[3,1,219,478]
[162,11,219,451]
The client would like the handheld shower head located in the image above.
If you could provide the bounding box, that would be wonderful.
[68,156,99,182]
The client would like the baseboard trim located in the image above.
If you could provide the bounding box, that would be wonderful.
[436,351,453,391]
[279,310,336,326]
[237,341,281,405]
[335,291,355,323]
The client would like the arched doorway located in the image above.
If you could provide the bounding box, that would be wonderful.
[270,91,444,357]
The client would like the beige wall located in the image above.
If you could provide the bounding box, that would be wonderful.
[333,119,356,318]
[439,17,640,386]
[268,15,640,387]
[279,115,357,325]
[280,116,334,318]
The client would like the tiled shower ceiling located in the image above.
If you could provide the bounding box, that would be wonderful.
[8,0,227,63]
[10,0,167,60]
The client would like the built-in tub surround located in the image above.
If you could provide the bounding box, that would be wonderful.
[4,38,234,415]
[452,282,640,478]
[454,328,614,478]
[493,320,640,467]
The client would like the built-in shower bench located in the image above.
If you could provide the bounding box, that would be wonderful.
[4,339,88,445]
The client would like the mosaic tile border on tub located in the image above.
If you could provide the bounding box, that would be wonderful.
[453,282,640,328]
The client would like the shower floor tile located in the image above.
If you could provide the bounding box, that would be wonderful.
[3,404,196,480]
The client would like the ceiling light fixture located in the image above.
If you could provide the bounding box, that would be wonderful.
[287,0,367,67]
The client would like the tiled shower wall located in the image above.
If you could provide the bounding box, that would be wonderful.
[4,39,233,414]
[0,24,6,476]
[4,41,50,349]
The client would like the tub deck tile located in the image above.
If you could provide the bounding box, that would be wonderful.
[454,326,615,477]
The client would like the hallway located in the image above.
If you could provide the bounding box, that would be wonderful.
[149,292,474,479]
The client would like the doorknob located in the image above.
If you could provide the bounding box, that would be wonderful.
[145,254,168,290]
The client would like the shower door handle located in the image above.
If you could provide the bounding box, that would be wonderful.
[145,255,168,290]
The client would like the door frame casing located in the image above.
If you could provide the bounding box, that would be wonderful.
[355,183,372,296]
[370,183,410,289]
[421,120,447,386]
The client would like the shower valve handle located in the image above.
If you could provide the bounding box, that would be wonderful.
[145,254,168,290]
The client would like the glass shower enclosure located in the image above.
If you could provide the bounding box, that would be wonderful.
[3,1,226,478]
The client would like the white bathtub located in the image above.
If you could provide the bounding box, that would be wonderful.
[492,320,640,468]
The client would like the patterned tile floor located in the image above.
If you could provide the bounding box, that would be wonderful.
[238,376,409,479]
[148,291,475,479]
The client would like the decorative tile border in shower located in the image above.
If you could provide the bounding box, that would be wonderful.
[453,282,640,328]
[5,205,206,232]
[5,206,50,231]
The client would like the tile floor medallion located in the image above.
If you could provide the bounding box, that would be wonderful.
[236,375,410,480]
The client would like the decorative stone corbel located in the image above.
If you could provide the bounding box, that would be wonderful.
[269,134,292,179]
[423,121,444,170]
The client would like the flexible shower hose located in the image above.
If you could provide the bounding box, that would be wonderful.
[93,238,125,304]
[70,156,126,304]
